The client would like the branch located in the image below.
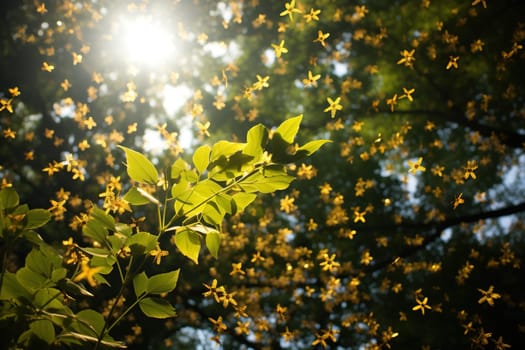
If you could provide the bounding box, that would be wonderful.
[363,201,525,274]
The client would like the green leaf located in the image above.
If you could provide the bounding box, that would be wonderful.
[139,297,176,319]
[133,272,148,297]
[90,207,116,231]
[210,140,245,163]
[171,158,189,180]
[0,272,31,300]
[205,231,221,259]
[275,114,302,144]
[296,139,332,157]
[172,228,201,264]
[29,319,55,344]
[232,193,257,213]
[16,267,47,290]
[24,209,51,230]
[239,167,295,193]
[123,187,151,206]
[51,267,67,282]
[174,179,223,218]
[126,231,157,256]
[243,124,268,160]
[33,288,67,311]
[0,188,19,210]
[82,220,108,244]
[193,144,211,174]
[118,146,159,185]
[147,269,180,294]
[75,309,105,336]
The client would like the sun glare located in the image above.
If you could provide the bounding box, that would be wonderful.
[119,16,175,66]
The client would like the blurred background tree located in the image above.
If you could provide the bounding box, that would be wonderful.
[1,0,524,349]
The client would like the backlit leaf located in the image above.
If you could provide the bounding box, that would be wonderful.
[275,114,302,144]
[193,144,211,174]
[139,297,176,319]
[147,269,180,294]
[173,228,201,264]
[118,146,159,185]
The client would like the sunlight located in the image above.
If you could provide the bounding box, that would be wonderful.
[118,16,175,66]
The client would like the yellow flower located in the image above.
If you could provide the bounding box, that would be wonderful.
[313,30,330,47]
[324,97,343,118]
[453,193,465,209]
[73,259,104,287]
[446,56,460,69]
[41,61,55,72]
[280,0,302,20]
[303,8,321,23]
[412,295,432,315]
[271,40,288,58]
[397,49,415,67]
[400,87,415,101]
[408,157,426,174]
[477,285,501,306]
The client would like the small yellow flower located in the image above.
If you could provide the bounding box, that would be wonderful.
[280,0,302,20]
[477,285,501,306]
[408,157,426,174]
[412,295,432,315]
[73,259,104,287]
[271,40,288,58]
[324,97,343,118]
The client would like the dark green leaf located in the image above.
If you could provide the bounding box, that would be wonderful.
[0,272,31,301]
[90,206,116,231]
[126,231,157,256]
[24,209,51,230]
[29,319,55,344]
[0,188,19,210]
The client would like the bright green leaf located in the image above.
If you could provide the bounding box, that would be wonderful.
[205,231,221,259]
[133,272,148,297]
[139,297,176,319]
[232,193,257,213]
[275,114,302,144]
[173,228,201,264]
[123,187,151,206]
[118,146,159,185]
[171,158,189,180]
[147,269,180,294]
[297,139,332,156]
[243,124,268,159]
[193,145,211,174]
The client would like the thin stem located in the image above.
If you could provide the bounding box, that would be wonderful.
[106,294,146,333]
[94,255,133,350]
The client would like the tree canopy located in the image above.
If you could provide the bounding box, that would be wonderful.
[1,0,524,349]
